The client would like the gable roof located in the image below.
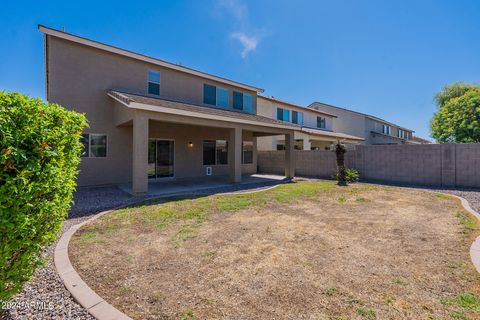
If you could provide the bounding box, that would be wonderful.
[308,101,414,133]
[38,25,264,93]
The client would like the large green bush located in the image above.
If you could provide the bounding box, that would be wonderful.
[0,91,87,302]
[431,82,480,143]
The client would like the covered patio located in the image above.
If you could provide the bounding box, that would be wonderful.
[109,90,299,195]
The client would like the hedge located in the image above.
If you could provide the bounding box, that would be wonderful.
[0,91,87,302]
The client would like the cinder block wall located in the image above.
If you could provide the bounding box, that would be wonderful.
[258,144,480,188]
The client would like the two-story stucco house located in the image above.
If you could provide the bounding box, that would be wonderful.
[309,102,415,146]
[39,25,299,195]
[256,95,364,151]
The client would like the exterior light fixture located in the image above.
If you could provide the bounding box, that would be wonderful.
[188,141,194,148]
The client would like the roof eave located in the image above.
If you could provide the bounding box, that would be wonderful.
[107,91,299,131]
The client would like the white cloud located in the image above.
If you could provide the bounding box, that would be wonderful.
[217,0,263,58]
[230,32,258,58]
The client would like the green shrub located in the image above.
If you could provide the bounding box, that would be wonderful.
[345,168,360,183]
[333,167,360,183]
[0,91,87,302]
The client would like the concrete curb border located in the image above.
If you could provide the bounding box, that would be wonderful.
[54,183,286,320]
[55,206,133,320]
[445,194,480,273]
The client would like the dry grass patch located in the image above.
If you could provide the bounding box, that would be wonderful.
[69,181,480,320]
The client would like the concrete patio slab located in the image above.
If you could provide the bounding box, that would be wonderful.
[119,173,288,196]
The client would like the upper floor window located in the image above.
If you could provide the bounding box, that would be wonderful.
[277,108,290,122]
[148,70,160,95]
[203,84,228,108]
[382,124,391,135]
[292,111,303,125]
[317,116,326,129]
[233,91,254,113]
[81,133,107,158]
[398,129,405,139]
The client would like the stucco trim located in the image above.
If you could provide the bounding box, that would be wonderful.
[38,25,264,93]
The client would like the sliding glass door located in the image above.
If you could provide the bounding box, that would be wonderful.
[148,139,174,179]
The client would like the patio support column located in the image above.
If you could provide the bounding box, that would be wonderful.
[285,132,295,179]
[229,127,242,183]
[303,138,311,151]
[132,113,149,195]
[253,136,258,172]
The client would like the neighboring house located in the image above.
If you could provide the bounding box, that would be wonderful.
[256,95,364,151]
[39,25,298,195]
[410,136,432,144]
[309,102,414,145]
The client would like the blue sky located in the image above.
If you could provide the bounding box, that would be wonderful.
[1,0,480,139]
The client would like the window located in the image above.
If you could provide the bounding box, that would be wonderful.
[203,84,216,105]
[382,124,391,135]
[398,129,405,139]
[292,111,303,125]
[81,133,107,158]
[231,91,254,112]
[216,140,228,164]
[203,84,228,108]
[277,108,290,122]
[233,91,243,110]
[294,139,304,150]
[148,70,160,95]
[80,134,89,157]
[203,140,216,165]
[276,144,285,150]
[277,108,284,121]
[243,94,253,113]
[203,140,228,165]
[216,87,228,108]
[317,116,326,129]
[242,141,253,164]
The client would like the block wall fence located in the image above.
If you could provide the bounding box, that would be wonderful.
[257,144,480,188]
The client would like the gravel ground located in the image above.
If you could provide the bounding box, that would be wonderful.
[2,186,135,320]
[2,181,479,320]
[430,188,480,213]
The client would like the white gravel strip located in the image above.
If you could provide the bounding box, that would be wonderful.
[2,187,136,320]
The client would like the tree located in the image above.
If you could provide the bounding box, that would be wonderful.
[334,143,347,186]
[431,82,480,143]
[0,92,87,302]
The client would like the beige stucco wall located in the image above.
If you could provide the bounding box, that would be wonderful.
[311,103,413,145]
[47,35,259,186]
[311,103,366,141]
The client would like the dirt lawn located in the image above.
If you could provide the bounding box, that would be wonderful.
[70,181,480,320]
